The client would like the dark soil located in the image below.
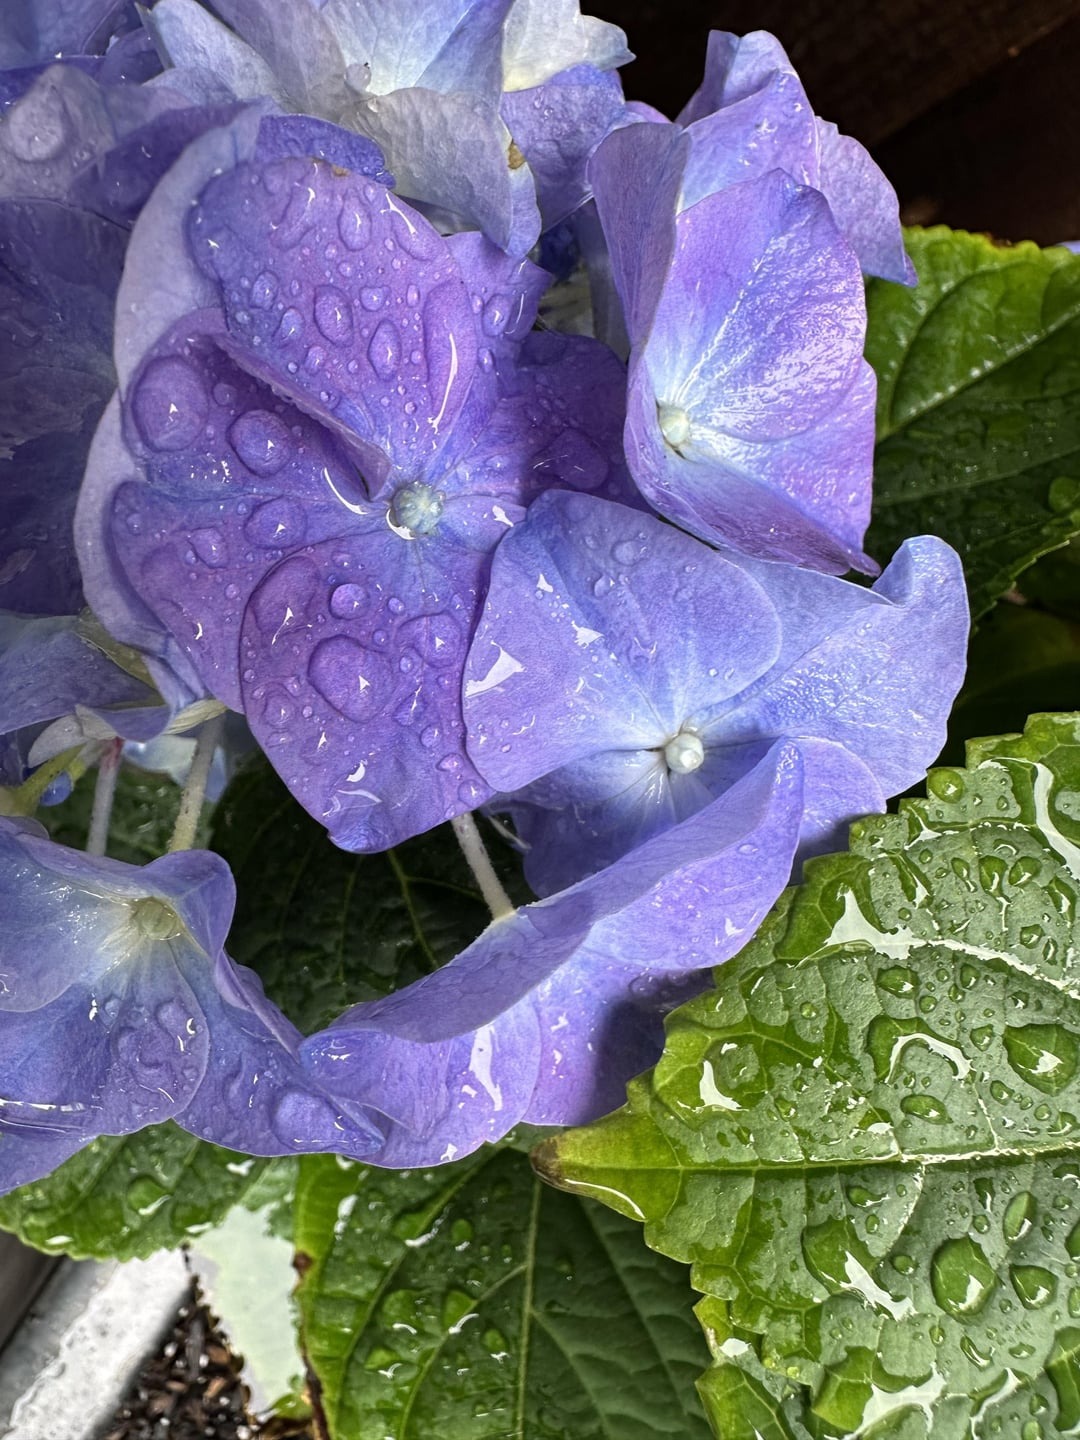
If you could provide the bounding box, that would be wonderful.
[98,1283,312,1440]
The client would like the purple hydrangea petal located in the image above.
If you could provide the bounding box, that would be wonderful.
[204,0,349,115]
[501,0,632,91]
[111,103,269,388]
[0,826,238,1150]
[586,119,687,347]
[144,0,290,106]
[501,63,626,230]
[240,532,492,851]
[77,391,206,713]
[630,171,876,571]
[347,87,541,256]
[460,329,631,508]
[709,535,970,797]
[626,351,879,575]
[677,29,794,125]
[443,229,549,366]
[409,0,512,97]
[253,113,392,184]
[109,318,376,710]
[0,0,134,68]
[464,489,780,791]
[175,952,384,1157]
[189,153,481,475]
[302,741,803,1159]
[676,29,911,284]
[678,69,818,210]
[0,198,123,614]
[0,613,156,737]
[788,736,888,863]
[815,120,917,286]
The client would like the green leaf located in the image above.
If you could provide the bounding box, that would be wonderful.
[209,759,528,1031]
[40,762,187,862]
[293,1146,711,1439]
[537,713,1080,1438]
[866,229,1080,617]
[0,1122,289,1261]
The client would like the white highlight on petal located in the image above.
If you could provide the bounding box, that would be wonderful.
[465,645,525,698]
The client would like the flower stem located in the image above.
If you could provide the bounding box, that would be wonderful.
[451,812,515,921]
[86,739,124,857]
[0,743,99,817]
[168,713,225,853]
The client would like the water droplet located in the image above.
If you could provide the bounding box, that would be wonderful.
[308,637,390,722]
[244,497,306,549]
[1003,1191,1037,1244]
[1004,1022,1079,1094]
[126,1176,168,1217]
[189,527,226,568]
[1011,1264,1057,1309]
[900,1094,949,1123]
[329,583,369,619]
[930,1236,996,1316]
[359,286,387,311]
[368,319,400,380]
[339,202,370,250]
[277,307,304,342]
[481,293,510,337]
[250,270,278,308]
[314,284,353,344]
[228,409,293,476]
[877,965,918,997]
[132,356,208,451]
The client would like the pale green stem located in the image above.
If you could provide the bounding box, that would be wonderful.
[0,742,102,818]
[451,812,515,921]
[86,738,123,857]
[168,713,226,853]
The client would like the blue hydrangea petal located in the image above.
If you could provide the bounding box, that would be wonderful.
[0,197,123,614]
[0,0,134,68]
[175,952,384,1158]
[348,87,541,256]
[202,0,349,115]
[678,69,818,211]
[0,613,156,738]
[815,119,917,286]
[144,0,290,106]
[109,319,376,710]
[111,103,269,388]
[501,0,632,91]
[630,172,875,570]
[78,393,206,713]
[501,63,626,229]
[707,535,970,797]
[301,741,803,1158]
[253,113,392,183]
[677,29,795,125]
[464,490,781,792]
[626,351,879,574]
[239,533,492,852]
[190,153,481,474]
[586,119,687,346]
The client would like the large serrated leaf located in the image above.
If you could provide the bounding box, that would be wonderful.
[0,1123,287,1261]
[210,759,529,1032]
[537,714,1080,1438]
[866,229,1080,617]
[293,1146,711,1440]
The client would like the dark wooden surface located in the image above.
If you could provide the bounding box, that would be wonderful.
[593,0,1080,245]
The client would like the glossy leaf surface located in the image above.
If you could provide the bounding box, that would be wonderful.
[866,230,1080,617]
[294,1145,710,1439]
[539,714,1080,1438]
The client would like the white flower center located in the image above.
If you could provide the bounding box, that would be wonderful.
[663,730,704,775]
[391,482,444,536]
[658,402,691,451]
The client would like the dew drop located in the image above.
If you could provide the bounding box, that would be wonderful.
[132,357,209,452]
[228,409,293,476]
[930,1236,996,1316]
[368,319,401,380]
[314,284,354,344]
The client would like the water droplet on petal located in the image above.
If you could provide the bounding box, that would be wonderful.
[368,319,400,380]
[228,409,293,475]
[314,284,354,344]
[132,357,209,452]
[308,636,390,721]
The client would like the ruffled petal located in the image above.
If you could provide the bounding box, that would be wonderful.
[302,742,804,1160]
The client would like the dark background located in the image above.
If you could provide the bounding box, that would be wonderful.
[590,0,1080,246]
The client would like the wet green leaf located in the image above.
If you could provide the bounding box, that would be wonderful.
[866,229,1080,617]
[40,761,188,863]
[0,1124,289,1261]
[210,759,529,1032]
[293,1146,710,1440]
[538,714,1080,1437]
[1021,535,1080,623]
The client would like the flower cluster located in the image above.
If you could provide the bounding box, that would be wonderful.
[0,1,968,1188]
